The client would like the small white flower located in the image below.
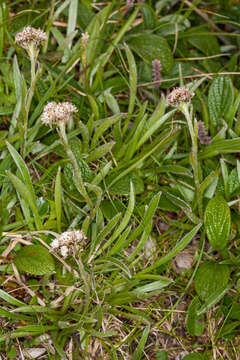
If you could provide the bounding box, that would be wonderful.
[167,87,194,107]
[50,230,86,258]
[50,238,59,249]
[15,26,47,49]
[60,246,69,258]
[41,101,78,127]
[58,230,86,245]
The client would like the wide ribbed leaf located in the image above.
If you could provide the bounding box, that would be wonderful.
[204,195,231,250]
[127,33,173,73]
[208,76,234,127]
[194,262,230,301]
[186,297,205,336]
[14,245,55,275]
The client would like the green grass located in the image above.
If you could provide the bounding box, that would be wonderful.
[1,0,240,359]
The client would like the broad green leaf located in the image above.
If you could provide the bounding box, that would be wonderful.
[227,168,240,196]
[156,351,169,360]
[14,245,55,275]
[107,172,144,195]
[182,354,205,360]
[127,33,174,73]
[197,283,231,316]
[187,30,220,56]
[186,297,205,336]
[194,262,230,302]
[204,195,231,250]
[208,76,234,128]
[101,199,125,220]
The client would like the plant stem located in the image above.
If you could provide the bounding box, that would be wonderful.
[21,46,39,158]
[57,122,93,209]
[182,103,203,219]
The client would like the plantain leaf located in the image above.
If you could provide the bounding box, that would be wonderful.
[204,195,231,250]
[107,172,144,195]
[194,261,230,302]
[208,76,234,128]
[186,297,205,336]
[14,245,55,275]
[127,33,173,73]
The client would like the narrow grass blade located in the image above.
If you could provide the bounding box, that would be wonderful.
[6,141,35,200]
[67,0,78,49]
[0,307,33,321]
[132,325,150,360]
[139,223,202,274]
[96,182,135,256]
[137,109,176,149]
[6,171,42,230]
[125,43,137,115]
[0,288,25,307]
[91,114,124,149]
[86,142,115,163]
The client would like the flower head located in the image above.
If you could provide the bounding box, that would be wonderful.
[50,230,86,258]
[41,101,78,127]
[15,26,47,50]
[167,87,194,107]
[152,59,162,90]
[197,121,211,145]
[81,32,89,48]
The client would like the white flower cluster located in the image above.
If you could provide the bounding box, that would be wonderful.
[167,87,195,107]
[15,26,47,49]
[41,101,78,127]
[51,230,86,258]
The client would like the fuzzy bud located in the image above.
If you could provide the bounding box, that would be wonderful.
[197,121,211,145]
[152,59,162,90]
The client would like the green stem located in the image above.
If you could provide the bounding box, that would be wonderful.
[182,103,203,218]
[57,122,93,209]
[21,46,39,158]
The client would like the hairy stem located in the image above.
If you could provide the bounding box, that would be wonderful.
[182,103,203,219]
[57,122,93,209]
